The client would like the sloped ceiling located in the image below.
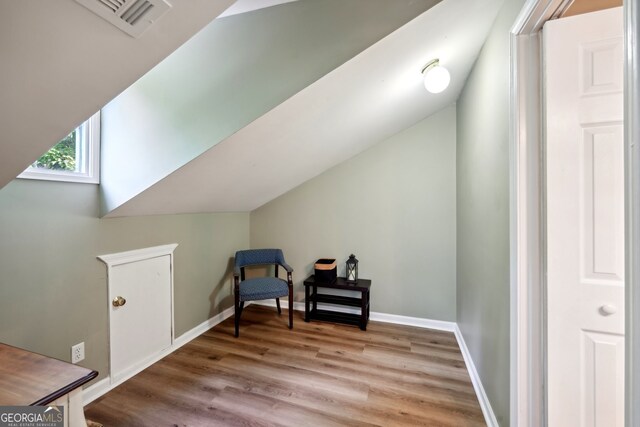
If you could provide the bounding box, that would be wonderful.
[219,0,299,17]
[106,0,503,216]
[99,0,441,216]
[0,0,237,190]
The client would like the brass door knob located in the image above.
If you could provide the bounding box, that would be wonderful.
[112,296,126,307]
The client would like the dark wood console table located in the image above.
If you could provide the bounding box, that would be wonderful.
[304,275,371,330]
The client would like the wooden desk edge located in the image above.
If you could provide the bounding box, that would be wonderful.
[31,370,98,406]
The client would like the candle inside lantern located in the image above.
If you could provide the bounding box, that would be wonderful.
[345,254,358,283]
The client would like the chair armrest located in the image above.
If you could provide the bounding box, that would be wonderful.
[279,262,293,273]
[233,267,241,288]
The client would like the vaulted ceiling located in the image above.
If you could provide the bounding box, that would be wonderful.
[0,0,504,217]
[0,0,237,190]
[103,0,503,216]
[100,0,443,216]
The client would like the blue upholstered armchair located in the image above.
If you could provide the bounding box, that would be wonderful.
[233,248,293,337]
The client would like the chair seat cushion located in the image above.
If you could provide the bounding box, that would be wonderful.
[239,277,289,301]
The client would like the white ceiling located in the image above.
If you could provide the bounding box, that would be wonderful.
[219,0,299,17]
[0,0,235,190]
[108,0,503,216]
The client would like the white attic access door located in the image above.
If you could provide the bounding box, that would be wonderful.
[98,244,177,384]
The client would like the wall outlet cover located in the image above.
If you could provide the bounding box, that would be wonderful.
[71,342,85,364]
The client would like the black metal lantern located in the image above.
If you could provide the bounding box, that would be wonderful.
[346,254,358,283]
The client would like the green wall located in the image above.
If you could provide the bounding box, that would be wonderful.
[456,0,525,424]
[0,3,527,415]
[0,179,248,383]
[100,0,439,215]
[251,106,457,321]
[0,105,458,387]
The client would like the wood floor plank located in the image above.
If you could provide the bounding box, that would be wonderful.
[411,342,466,360]
[361,344,471,380]
[215,353,371,401]
[210,386,375,427]
[313,349,477,397]
[243,323,368,354]
[85,305,486,426]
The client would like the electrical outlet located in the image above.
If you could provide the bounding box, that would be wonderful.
[71,342,84,364]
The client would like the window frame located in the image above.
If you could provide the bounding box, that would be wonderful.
[18,111,101,184]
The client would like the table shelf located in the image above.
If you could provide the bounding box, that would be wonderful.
[308,309,363,327]
[309,292,363,308]
[304,275,371,331]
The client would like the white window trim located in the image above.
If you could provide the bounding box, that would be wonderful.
[18,111,100,184]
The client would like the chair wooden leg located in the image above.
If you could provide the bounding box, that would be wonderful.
[234,294,241,338]
[288,287,293,329]
[276,298,281,314]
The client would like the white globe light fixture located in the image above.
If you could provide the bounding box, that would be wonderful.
[422,59,450,94]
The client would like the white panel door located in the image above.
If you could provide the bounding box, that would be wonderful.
[110,255,172,383]
[545,7,624,427]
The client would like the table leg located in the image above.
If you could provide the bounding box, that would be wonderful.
[305,284,310,322]
[366,290,370,320]
[312,285,318,312]
[360,290,367,331]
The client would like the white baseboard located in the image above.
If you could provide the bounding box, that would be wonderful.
[83,305,235,406]
[82,377,111,406]
[454,325,499,427]
[250,299,304,311]
[370,311,456,332]
[173,305,236,348]
[251,300,456,332]
[86,298,497,427]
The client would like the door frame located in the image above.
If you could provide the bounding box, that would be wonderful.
[509,1,640,426]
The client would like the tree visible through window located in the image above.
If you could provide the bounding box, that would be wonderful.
[32,129,78,171]
[19,111,100,183]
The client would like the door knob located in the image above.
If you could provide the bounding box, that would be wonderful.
[112,296,126,307]
[599,304,617,316]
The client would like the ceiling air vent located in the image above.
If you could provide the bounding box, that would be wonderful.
[75,0,172,38]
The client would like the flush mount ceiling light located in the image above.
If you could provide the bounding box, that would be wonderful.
[422,59,450,93]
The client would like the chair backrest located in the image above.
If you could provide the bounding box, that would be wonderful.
[235,248,286,269]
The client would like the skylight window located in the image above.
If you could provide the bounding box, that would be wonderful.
[19,112,100,184]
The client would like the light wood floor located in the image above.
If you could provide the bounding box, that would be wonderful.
[85,305,485,426]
